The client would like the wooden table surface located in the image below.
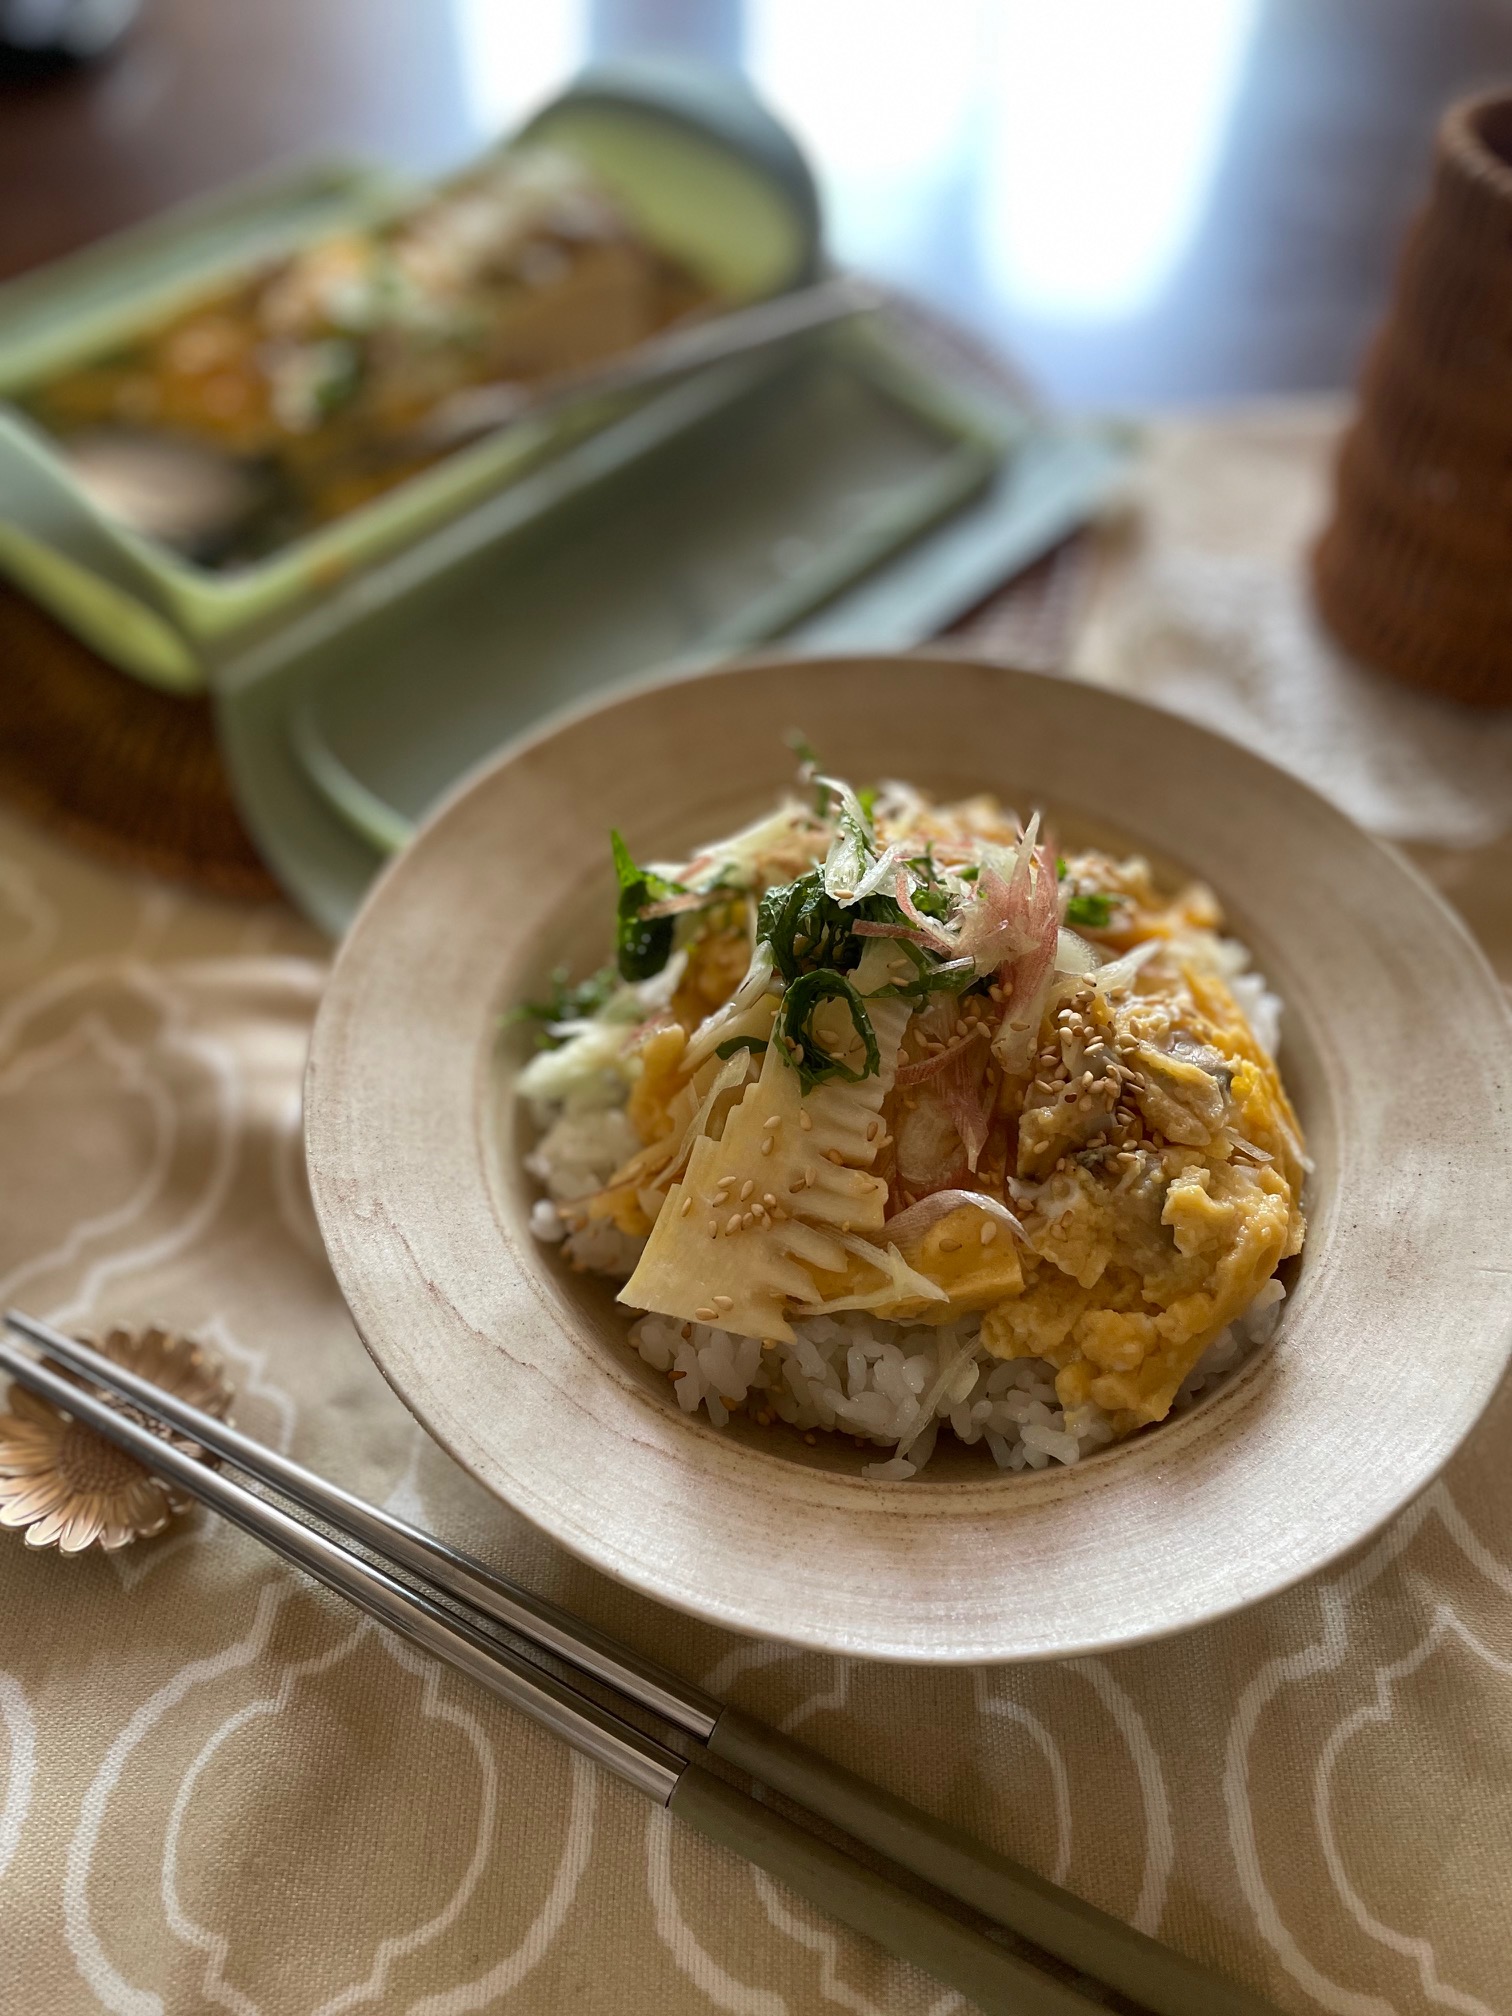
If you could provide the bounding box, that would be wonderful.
[3,0,1511,406]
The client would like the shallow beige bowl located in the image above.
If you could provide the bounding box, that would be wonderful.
[305,654,1512,1661]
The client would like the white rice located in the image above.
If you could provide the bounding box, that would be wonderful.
[524,1099,1288,1481]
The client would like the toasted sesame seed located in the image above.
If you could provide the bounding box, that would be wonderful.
[866,1119,880,1140]
[799,1111,813,1131]
[739,1179,754,1200]
[726,1212,743,1234]
[804,1432,818,1446]
[938,1236,961,1253]
[841,1219,852,1233]
[695,1305,716,1321]
[708,1220,718,1238]
[980,1221,998,1245]
[743,1211,756,1229]
[680,1195,694,1217]
[714,1175,734,1196]
[713,1294,734,1312]
[763,1115,781,1131]
[825,1149,845,1165]
[760,1137,774,1156]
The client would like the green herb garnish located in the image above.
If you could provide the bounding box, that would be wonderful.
[776,969,880,1091]
[716,1034,769,1061]
[864,940,976,1005]
[505,964,617,1046]
[1065,891,1115,929]
[759,869,911,984]
[785,729,830,813]
[611,830,683,981]
[1056,855,1068,881]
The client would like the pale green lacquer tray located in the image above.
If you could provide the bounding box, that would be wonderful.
[215,318,1125,931]
[0,60,1128,930]
[0,62,822,692]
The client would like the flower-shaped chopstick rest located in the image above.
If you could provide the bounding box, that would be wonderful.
[0,1324,233,1552]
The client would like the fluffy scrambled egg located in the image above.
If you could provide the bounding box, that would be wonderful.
[558,807,1306,1446]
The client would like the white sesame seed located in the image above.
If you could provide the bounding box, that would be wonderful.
[799,1111,813,1131]
[980,1221,998,1245]
[695,1306,716,1321]
[713,1294,734,1312]
[739,1179,754,1200]
[726,1212,743,1234]
[680,1196,694,1217]
[763,1115,781,1131]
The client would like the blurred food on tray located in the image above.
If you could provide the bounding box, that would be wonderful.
[20,147,714,565]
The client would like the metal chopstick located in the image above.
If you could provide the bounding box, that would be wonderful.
[1,1310,716,1738]
[0,1324,1112,2016]
[0,1330,681,1799]
[3,1311,1285,2016]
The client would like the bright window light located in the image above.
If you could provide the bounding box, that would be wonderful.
[982,0,1259,320]
[450,0,588,144]
[744,0,987,266]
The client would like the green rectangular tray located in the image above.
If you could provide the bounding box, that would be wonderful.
[214,313,1127,931]
[0,127,812,693]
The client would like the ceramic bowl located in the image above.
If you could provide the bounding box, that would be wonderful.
[305,654,1512,1661]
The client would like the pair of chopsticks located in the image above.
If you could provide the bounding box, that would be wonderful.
[0,1310,1278,2016]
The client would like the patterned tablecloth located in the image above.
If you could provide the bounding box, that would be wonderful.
[3,399,1511,2016]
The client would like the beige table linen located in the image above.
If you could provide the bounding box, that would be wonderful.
[3,399,1511,2016]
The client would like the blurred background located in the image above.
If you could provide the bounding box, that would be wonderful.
[6,0,1512,406]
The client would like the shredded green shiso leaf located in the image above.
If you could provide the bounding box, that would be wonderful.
[775,968,881,1092]
[506,964,618,1047]
[611,829,684,982]
[578,749,1055,1095]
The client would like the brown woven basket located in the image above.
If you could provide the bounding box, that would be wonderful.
[1312,89,1512,707]
[0,582,279,901]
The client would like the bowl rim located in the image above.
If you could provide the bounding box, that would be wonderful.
[305,650,1512,1662]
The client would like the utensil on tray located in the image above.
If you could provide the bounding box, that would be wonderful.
[1,1307,1281,2016]
[409,272,883,451]
[61,276,883,555]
